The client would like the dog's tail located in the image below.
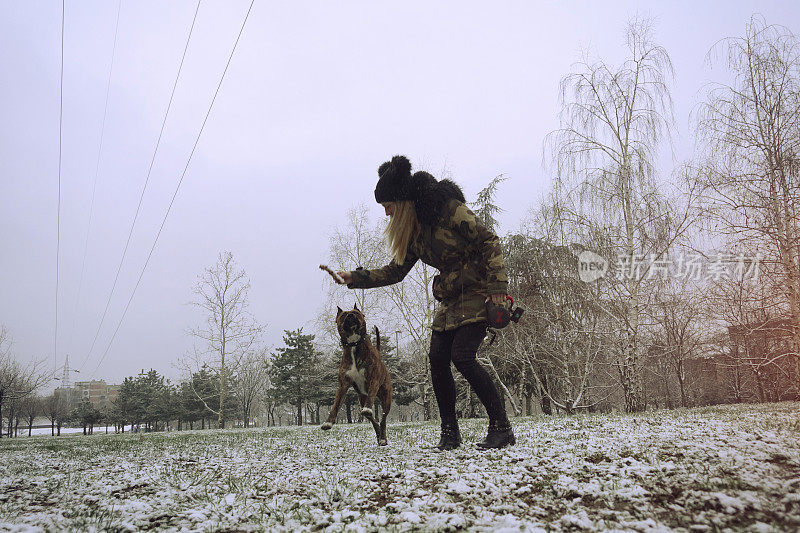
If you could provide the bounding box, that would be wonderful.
[374,325,380,353]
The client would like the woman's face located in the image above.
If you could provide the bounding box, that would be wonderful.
[382,202,396,217]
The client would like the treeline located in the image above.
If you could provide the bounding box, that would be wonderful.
[3,328,421,437]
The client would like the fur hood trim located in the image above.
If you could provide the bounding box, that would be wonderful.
[411,171,466,226]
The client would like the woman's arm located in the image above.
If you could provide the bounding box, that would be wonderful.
[339,250,419,289]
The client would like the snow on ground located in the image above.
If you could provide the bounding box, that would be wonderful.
[26,426,131,437]
[1,402,799,532]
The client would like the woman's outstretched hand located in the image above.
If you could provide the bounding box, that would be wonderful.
[336,271,352,285]
[487,293,506,305]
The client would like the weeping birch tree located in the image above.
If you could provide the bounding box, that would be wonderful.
[695,17,800,395]
[546,18,688,412]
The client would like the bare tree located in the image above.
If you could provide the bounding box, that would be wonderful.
[545,18,695,412]
[231,348,269,427]
[707,263,798,402]
[189,252,263,429]
[647,277,707,408]
[695,16,800,391]
[21,395,41,437]
[42,391,70,436]
[322,204,390,323]
[0,326,49,437]
[262,359,279,426]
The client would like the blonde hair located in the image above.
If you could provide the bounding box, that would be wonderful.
[384,201,420,264]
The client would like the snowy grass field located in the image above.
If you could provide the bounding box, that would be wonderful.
[1,402,799,532]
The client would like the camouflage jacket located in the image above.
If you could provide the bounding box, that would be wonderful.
[348,197,508,331]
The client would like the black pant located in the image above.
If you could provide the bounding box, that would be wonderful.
[428,322,507,423]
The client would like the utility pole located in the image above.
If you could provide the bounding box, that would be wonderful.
[54,354,79,389]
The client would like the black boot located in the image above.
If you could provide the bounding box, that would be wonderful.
[476,419,515,449]
[433,418,461,451]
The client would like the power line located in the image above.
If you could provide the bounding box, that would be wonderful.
[91,0,257,378]
[55,0,65,373]
[80,0,202,373]
[67,0,122,358]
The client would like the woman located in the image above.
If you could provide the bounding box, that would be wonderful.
[335,155,515,450]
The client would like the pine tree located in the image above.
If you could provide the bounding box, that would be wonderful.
[114,376,137,429]
[270,329,319,425]
[471,175,507,232]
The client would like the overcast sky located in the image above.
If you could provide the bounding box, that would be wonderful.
[1,1,798,387]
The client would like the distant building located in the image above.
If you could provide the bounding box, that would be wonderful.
[73,380,120,409]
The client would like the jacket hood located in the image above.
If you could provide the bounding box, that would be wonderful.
[411,171,466,226]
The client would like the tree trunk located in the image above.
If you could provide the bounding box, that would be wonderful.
[754,368,765,403]
[620,334,644,413]
[677,359,687,408]
[421,381,432,421]
[219,321,228,430]
[539,373,552,415]
[481,355,520,415]
[663,376,674,410]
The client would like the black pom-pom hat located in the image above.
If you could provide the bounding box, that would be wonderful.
[374,154,466,226]
[374,155,414,203]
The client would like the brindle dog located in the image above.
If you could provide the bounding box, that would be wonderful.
[321,304,392,446]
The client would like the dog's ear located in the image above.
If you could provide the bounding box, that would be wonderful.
[353,303,359,311]
[336,306,343,316]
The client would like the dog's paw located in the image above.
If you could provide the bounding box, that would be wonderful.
[360,407,374,418]
[321,422,333,430]
[378,439,388,446]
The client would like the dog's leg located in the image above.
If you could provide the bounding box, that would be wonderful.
[363,377,387,444]
[321,380,349,430]
[359,393,382,444]
[377,381,392,446]
[358,393,378,423]
[360,375,382,422]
